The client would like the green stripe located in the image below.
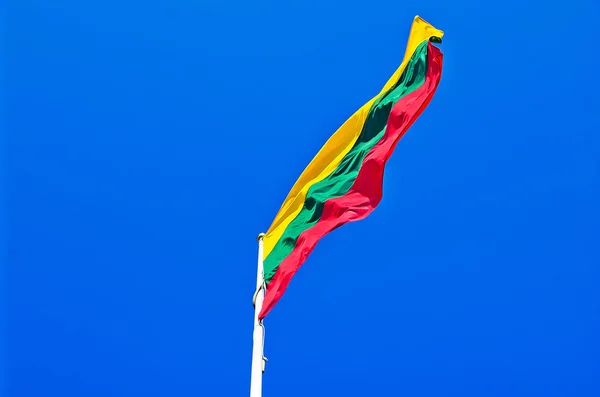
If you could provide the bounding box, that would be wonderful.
[264,40,430,282]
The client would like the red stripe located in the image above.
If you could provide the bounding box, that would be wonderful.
[259,42,443,320]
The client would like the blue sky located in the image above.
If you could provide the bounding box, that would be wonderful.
[7,0,600,396]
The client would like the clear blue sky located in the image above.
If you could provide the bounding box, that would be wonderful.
[7,0,600,396]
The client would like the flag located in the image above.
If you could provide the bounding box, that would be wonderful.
[259,16,444,320]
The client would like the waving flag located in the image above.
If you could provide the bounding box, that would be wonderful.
[259,16,444,320]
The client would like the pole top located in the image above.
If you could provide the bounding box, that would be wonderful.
[257,233,265,242]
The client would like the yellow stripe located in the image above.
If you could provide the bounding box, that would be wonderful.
[263,16,443,258]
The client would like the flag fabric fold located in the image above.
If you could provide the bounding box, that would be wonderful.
[259,16,444,320]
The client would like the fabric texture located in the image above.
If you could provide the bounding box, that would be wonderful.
[260,17,444,320]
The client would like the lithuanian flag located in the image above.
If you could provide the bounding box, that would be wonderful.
[259,16,444,320]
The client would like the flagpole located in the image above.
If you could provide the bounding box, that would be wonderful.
[250,233,266,397]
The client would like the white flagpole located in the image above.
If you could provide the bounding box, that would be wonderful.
[250,233,266,397]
